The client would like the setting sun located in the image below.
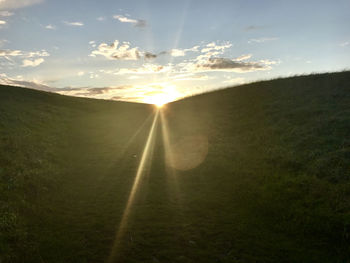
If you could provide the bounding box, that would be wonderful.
[145,94,170,107]
[142,83,181,107]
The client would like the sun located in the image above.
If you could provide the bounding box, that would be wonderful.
[142,83,181,108]
[146,94,170,108]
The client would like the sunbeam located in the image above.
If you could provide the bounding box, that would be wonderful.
[160,110,183,206]
[107,110,159,263]
[118,112,155,157]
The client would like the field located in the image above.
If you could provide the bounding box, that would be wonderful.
[1,71,350,262]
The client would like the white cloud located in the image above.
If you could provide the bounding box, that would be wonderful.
[115,63,171,75]
[113,15,137,23]
[45,24,56,30]
[63,21,84,27]
[26,50,49,57]
[90,40,141,60]
[259,59,278,65]
[195,42,232,63]
[248,37,278,44]
[77,71,85,76]
[0,48,48,67]
[0,20,6,25]
[176,43,277,74]
[0,49,22,56]
[0,0,43,10]
[89,40,96,48]
[97,16,105,21]
[0,11,13,16]
[339,41,349,47]
[22,58,44,67]
[201,42,232,53]
[170,49,185,57]
[113,15,146,27]
[235,54,252,61]
[169,46,199,57]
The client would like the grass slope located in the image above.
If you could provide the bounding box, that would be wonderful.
[1,71,350,262]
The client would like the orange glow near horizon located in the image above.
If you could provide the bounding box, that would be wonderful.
[142,83,181,107]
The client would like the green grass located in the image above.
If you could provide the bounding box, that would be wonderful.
[1,71,350,262]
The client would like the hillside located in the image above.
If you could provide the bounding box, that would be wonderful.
[1,71,350,263]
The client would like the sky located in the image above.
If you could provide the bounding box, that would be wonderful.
[0,0,349,104]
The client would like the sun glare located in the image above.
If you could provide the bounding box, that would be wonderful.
[146,94,170,107]
[142,83,181,107]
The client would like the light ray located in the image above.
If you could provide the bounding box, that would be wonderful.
[160,110,182,205]
[165,0,190,79]
[107,110,159,263]
[118,112,155,156]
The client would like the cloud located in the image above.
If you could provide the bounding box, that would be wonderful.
[0,20,6,25]
[0,0,43,10]
[115,63,171,75]
[96,16,106,21]
[0,49,22,56]
[339,41,349,47]
[0,76,53,92]
[63,21,84,27]
[113,15,146,27]
[235,54,252,61]
[259,59,278,65]
[45,24,56,30]
[22,58,44,67]
[26,50,49,57]
[89,40,96,48]
[90,40,140,60]
[55,86,137,100]
[77,71,84,76]
[62,86,130,96]
[196,58,268,72]
[201,42,232,53]
[180,47,276,73]
[194,42,232,63]
[0,11,13,16]
[248,37,278,43]
[144,52,157,59]
[0,48,48,67]
[0,77,133,101]
[156,45,200,58]
[0,75,181,104]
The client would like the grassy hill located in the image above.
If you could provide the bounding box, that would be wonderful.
[1,71,349,262]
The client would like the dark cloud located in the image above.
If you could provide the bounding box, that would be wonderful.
[198,58,266,72]
[159,51,168,56]
[65,86,133,96]
[111,50,140,60]
[144,52,157,60]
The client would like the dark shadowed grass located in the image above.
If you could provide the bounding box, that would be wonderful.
[0,71,349,262]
